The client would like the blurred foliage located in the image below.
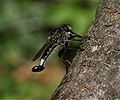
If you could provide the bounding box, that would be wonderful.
[0,0,98,99]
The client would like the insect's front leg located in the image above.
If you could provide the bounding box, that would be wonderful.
[70,32,82,39]
[69,33,90,42]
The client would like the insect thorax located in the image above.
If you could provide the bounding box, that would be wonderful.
[50,28,71,46]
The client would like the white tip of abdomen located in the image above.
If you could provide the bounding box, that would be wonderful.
[40,59,45,66]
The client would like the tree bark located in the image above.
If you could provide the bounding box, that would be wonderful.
[51,0,120,100]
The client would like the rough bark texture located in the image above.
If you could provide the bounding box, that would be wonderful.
[51,0,120,100]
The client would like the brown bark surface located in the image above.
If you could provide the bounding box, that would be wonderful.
[51,0,120,100]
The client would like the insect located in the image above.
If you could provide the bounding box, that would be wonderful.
[32,24,82,72]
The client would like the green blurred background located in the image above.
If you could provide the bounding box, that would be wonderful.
[0,0,98,99]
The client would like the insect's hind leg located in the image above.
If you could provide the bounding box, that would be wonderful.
[58,47,72,73]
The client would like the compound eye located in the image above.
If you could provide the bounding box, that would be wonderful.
[63,26,69,32]
[62,24,71,32]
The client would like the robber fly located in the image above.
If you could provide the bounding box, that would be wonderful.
[32,24,82,72]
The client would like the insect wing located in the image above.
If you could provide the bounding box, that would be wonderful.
[32,39,51,61]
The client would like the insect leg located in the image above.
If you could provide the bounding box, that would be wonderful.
[58,43,72,73]
[70,31,82,38]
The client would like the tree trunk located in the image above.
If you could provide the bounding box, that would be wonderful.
[51,0,120,100]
